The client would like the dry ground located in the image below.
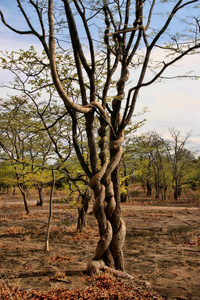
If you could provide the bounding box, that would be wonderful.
[0,192,200,299]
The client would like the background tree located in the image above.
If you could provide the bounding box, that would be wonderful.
[1,0,200,273]
[0,47,94,229]
[0,161,16,194]
[120,117,146,201]
[0,96,53,212]
[123,132,170,199]
[166,128,193,200]
[185,155,200,192]
[45,170,55,251]
[146,132,169,200]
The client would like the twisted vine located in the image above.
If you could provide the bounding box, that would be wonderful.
[87,68,129,274]
[87,121,113,273]
[104,67,129,269]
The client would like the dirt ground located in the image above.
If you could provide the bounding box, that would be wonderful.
[0,193,200,300]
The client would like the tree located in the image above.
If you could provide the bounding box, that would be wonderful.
[0,161,16,194]
[45,170,55,251]
[33,168,54,206]
[145,132,169,200]
[166,128,193,200]
[123,132,170,199]
[120,117,146,201]
[0,96,53,212]
[1,0,200,273]
[185,156,200,191]
[0,46,93,228]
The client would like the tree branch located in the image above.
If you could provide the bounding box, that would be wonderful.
[48,0,91,114]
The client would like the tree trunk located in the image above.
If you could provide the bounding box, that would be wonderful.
[174,189,178,200]
[111,166,125,271]
[155,184,160,199]
[174,183,181,200]
[89,176,114,269]
[18,184,29,214]
[173,178,181,200]
[147,180,152,196]
[45,170,55,251]
[86,68,128,275]
[77,188,90,232]
[13,186,16,196]
[36,185,44,206]
[121,190,129,202]
[162,183,167,200]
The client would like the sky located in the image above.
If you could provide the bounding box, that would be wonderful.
[134,52,200,154]
[0,1,200,155]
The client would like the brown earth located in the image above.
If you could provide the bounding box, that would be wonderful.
[0,193,200,299]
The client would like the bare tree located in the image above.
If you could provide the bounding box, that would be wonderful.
[1,0,200,273]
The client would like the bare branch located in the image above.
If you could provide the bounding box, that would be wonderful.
[48,0,91,114]
[0,11,32,35]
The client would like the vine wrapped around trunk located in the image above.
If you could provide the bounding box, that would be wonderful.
[87,68,129,274]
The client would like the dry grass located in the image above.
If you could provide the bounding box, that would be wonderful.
[0,274,164,300]
[0,192,200,299]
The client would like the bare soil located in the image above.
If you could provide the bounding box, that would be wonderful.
[0,193,200,299]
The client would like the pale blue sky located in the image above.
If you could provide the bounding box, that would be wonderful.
[0,1,200,154]
[134,52,200,154]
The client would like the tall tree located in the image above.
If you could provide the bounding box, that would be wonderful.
[1,0,200,273]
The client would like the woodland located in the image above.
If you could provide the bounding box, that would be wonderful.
[0,0,200,299]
